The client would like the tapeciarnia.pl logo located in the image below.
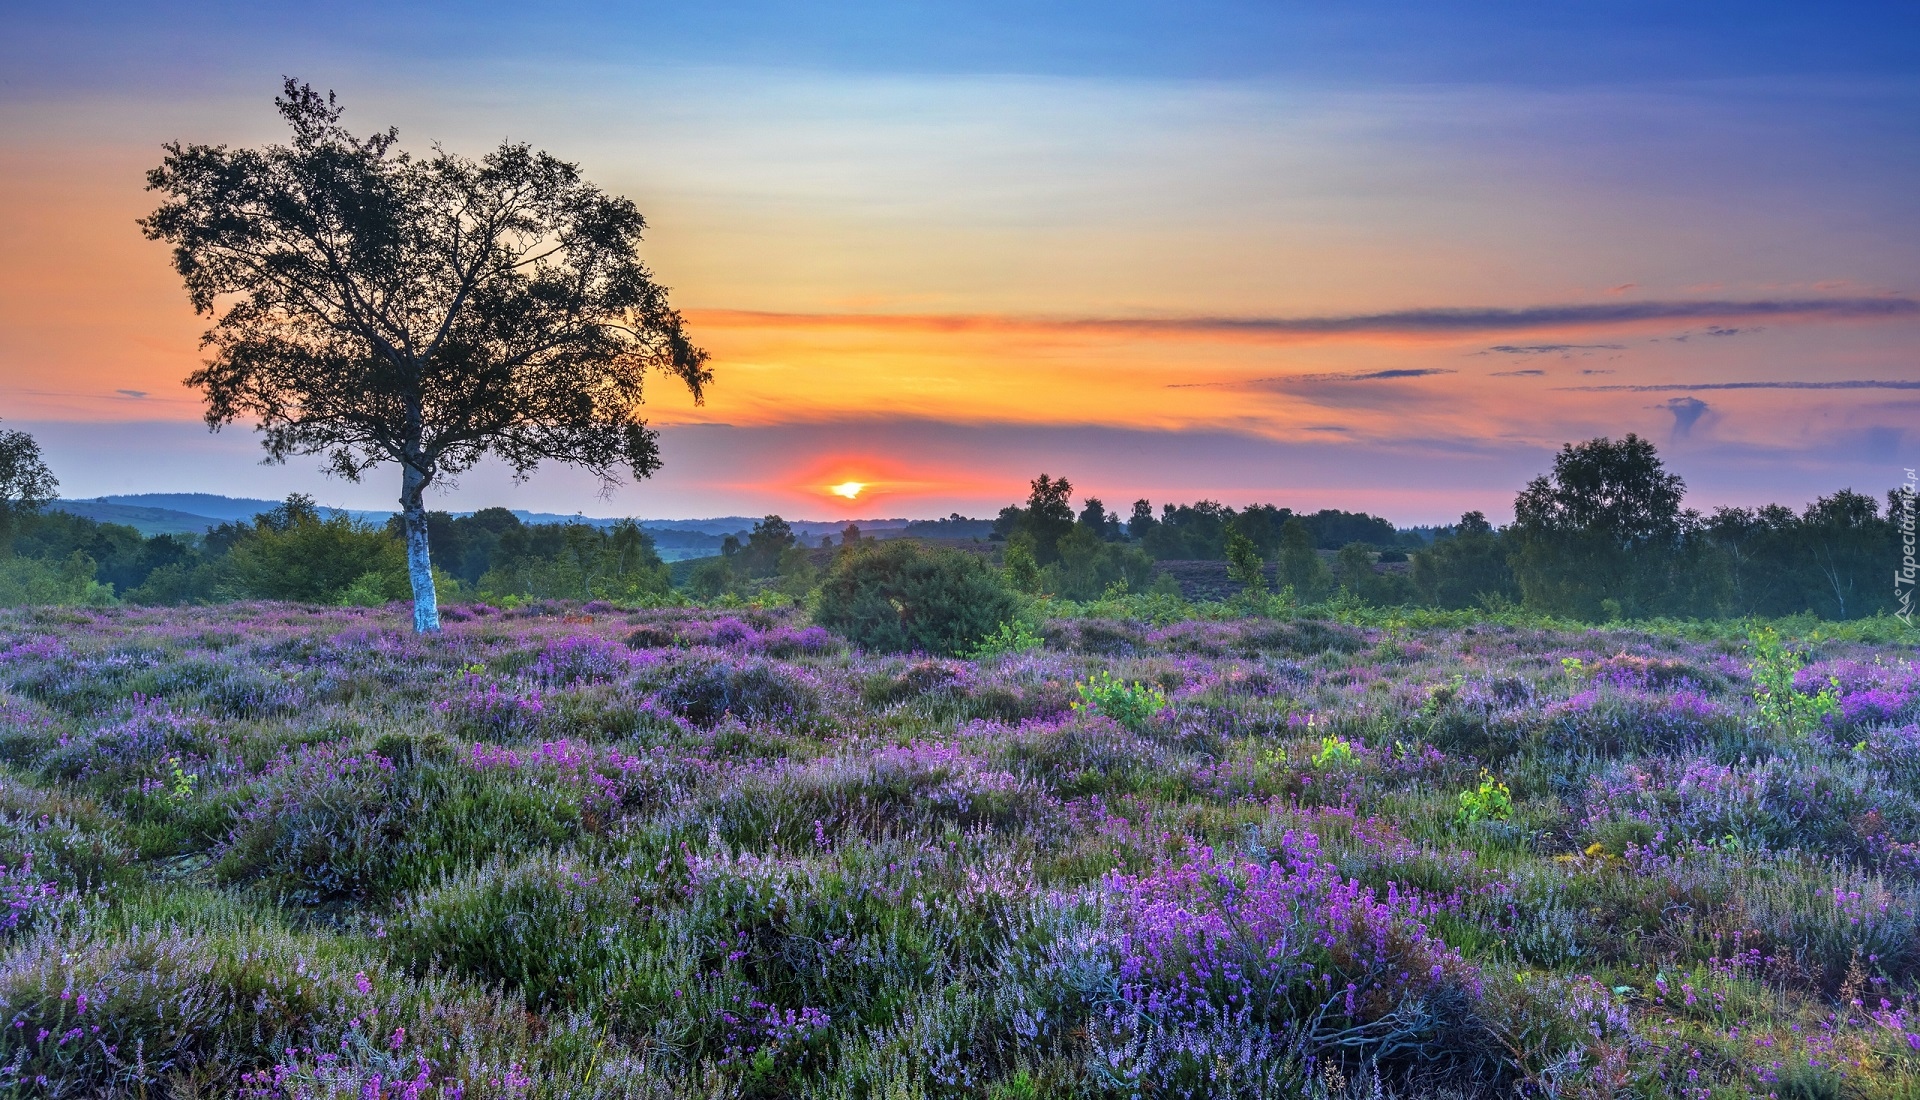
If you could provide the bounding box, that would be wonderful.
[1898,467,1917,626]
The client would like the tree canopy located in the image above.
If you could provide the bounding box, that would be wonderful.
[0,422,58,550]
[142,80,708,630]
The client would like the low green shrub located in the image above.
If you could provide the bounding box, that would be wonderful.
[816,540,1020,656]
[1070,670,1167,732]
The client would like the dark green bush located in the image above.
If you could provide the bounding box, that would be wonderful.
[657,657,820,726]
[816,541,1019,656]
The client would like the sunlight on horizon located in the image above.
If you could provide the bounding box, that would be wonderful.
[828,480,867,500]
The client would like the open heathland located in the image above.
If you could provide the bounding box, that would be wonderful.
[2,601,1919,1097]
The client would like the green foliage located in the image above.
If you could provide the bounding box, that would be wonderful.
[1070,669,1168,732]
[475,519,670,604]
[0,551,117,608]
[1746,626,1839,736]
[1311,733,1357,768]
[1046,525,1155,600]
[1457,768,1514,824]
[686,556,735,600]
[1709,489,1904,619]
[968,618,1046,659]
[734,515,798,578]
[816,539,1021,656]
[165,756,199,805]
[775,545,820,598]
[993,474,1077,565]
[1330,540,1419,608]
[226,497,407,603]
[0,420,58,549]
[1223,526,1267,595]
[1411,511,1520,611]
[1508,434,1725,619]
[1276,517,1330,601]
[1002,536,1042,594]
[145,82,711,632]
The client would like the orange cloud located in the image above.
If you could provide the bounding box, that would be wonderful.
[684,296,1919,344]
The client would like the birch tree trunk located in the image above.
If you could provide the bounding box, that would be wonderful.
[400,463,440,633]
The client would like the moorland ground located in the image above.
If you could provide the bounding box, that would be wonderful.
[2,601,1918,1098]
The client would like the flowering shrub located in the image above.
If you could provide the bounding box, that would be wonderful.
[41,694,207,781]
[1105,832,1481,1064]
[526,636,631,686]
[389,853,632,1010]
[4,602,1920,1095]
[656,656,820,726]
[219,748,413,904]
[0,858,62,939]
[436,684,546,739]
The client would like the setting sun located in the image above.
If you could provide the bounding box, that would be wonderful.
[828,481,867,500]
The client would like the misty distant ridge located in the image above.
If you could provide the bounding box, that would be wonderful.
[49,493,989,557]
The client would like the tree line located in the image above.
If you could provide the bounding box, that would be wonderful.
[983,436,1910,620]
[1,419,1906,621]
[0,429,674,609]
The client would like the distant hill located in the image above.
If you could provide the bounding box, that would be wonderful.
[86,493,285,522]
[86,493,392,526]
[47,500,228,537]
[47,494,981,556]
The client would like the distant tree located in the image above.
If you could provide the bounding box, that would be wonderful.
[1230,505,1291,558]
[989,506,1022,542]
[1003,535,1042,594]
[1297,509,1395,551]
[736,515,796,577]
[1049,525,1155,600]
[1143,501,1234,560]
[1023,474,1075,564]
[1333,542,1375,598]
[227,495,407,603]
[1800,489,1891,619]
[841,523,862,546]
[1077,497,1122,540]
[142,80,709,632]
[1703,504,1802,616]
[1127,499,1157,540]
[1411,511,1519,611]
[0,423,59,553]
[1508,435,1693,618]
[686,557,733,600]
[1276,517,1329,600]
[1223,527,1267,596]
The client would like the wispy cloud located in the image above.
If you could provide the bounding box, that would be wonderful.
[1564,379,1920,392]
[1484,343,1625,355]
[1668,325,1756,342]
[687,296,1919,344]
[114,389,147,399]
[1490,369,1547,377]
[1169,368,1456,390]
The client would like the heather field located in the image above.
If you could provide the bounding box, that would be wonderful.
[3,602,1920,1099]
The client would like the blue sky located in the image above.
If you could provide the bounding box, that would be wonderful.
[2,2,1916,521]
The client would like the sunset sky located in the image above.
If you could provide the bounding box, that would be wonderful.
[2,2,1916,524]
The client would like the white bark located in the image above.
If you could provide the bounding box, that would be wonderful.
[401,465,440,633]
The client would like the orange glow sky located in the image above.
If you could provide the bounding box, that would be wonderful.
[2,7,1917,523]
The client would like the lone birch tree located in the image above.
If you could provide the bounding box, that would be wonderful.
[142,80,710,631]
